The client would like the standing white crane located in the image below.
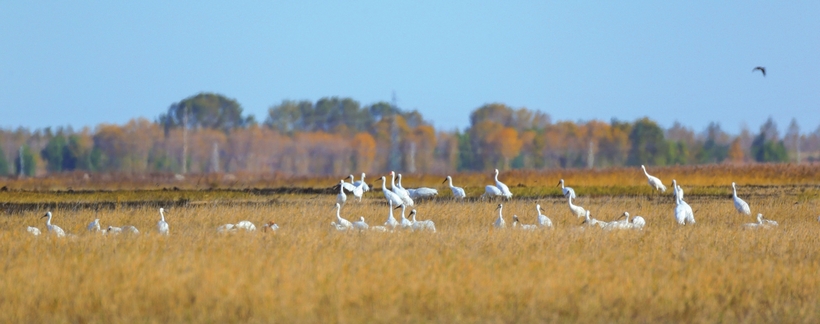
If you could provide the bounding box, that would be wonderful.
[399,204,413,230]
[731,182,751,215]
[557,179,576,199]
[333,203,353,229]
[352,173,370,192]
[157,208,170,235]
[41,212,66,237]
[494,204,506,229]
[377,176,404,208]
[641,165,667,192]
[493,169,513,200]
[390,171,414,207]
[87,218,101,232]
[384,200,399,230]
[673,191,695,225]
[336,180,347,207]
[443,176,466,199]
[481,185,503,200]
[535,204,553,228]
[567,195,586,218]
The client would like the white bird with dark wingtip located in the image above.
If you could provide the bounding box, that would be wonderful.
[493,204,506,229]
[378,176,404,208]
[567,196,586,218]
[558,179,576,199]
[157,208,170,235]
[641,165,667,192]
[732,182,751,216]
[493,169,513,200]
[443,176,466,199]
[41,212,66,237]
[512,215,537,230]
[410,209,436,232]
[535,204,553,228]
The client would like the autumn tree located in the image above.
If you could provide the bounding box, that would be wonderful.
[351,132,376,172]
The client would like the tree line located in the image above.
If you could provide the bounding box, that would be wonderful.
[1,92,817,177]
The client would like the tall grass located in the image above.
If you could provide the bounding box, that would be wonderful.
[2,192,820,322]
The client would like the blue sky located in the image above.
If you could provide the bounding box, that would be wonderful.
[1,2,818,135]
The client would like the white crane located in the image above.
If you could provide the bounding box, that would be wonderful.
[567,195,586,218]
[384,200,399,230]
[443,176,466,199]
[390,171,414,207]
[342,175,358,192]
[107,226,123,234]
[512,215,537,230]
[399,174,438,200]
[732,182,751,215]
[410,209,436,232]
[673,191,695,225]
[333,203,353,229]
[87,218,101,232]
[494,204,506,229]
[558,179,576,199]
[157,208,170,235]
[352,173,370,192]
[493,169,513,200]
[641,165,667,192]
[336,180,348,207]
[378,176,404,208]
[671,179,685,202]
[399,204,413,230]
[581,210,605,228]
[743,213,776,229]
[481,185,503,200]
[27,226,41,236]
[351,216,369,230]
[624,212,646,229]
[535,204,553,228]
[41,212,66,237]
[235,220,257,231]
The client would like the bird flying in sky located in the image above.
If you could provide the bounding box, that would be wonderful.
[753,66,766,77]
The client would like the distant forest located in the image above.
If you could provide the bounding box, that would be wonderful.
[1,92,817,177]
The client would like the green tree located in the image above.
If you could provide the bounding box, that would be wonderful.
[0,146,9,176]
[41,134,67,172]
[158,93,252,133]
[750,134,788,162]
[626,118,668,166]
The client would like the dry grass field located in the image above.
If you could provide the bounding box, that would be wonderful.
[2,182,820,323]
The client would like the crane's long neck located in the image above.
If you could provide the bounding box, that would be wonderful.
[361,174,366,182]
[160,210,165,222]
[401,206,407,220]
[46,214,52,225]
[391,173,396,189]
[494,170,499,182]
[448,177,454,187]
[757,214,763,224]
[560,180,565,189]
[498,207,503,220]
[642,166,650,177]
[397,175,403,188]
[336,205,342,221]
[340,181,345,194]
[732,184,738,198]
[381,178,387,191]
[568,196,574,207]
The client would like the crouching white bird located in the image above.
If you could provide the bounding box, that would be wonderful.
[352,216,369,230]
[234,220,257,231]
[512,215,537,230]
[743,213,777,229]
[410,209,436,232]
[157,208,170,235]
[27,226,41,236]
[641,165,666,192]
[41,212,66,237]
[87,218,101,232]
[731,182,751,215]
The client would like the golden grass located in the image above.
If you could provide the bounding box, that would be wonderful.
[2,191,820,323]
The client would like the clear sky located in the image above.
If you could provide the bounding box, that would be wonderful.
[1,1,818,135]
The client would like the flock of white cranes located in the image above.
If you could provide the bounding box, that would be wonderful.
[25,165,784,237]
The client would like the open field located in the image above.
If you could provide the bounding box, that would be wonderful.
[3,180,820,323]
